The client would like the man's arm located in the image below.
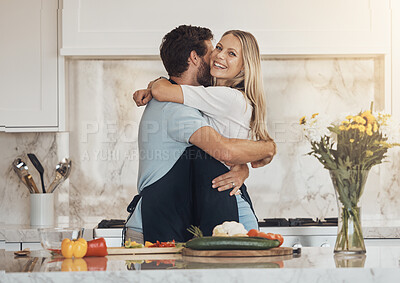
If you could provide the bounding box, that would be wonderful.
[189,126,276,166]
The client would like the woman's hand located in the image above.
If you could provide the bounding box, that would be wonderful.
[133,89,153,106]
[212,164,249,196]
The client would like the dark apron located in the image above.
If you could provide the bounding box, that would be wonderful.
[189,146,257,236]
[126,146,256,242]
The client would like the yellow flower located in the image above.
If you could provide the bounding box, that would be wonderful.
[358,125,366,132]
[373,122,378,132]
[300,116,306,125]
[311,113,319,119]
[365,150,373,157]
[351,124,358,129]
[339,125,346,131]
[349,139,355,143]
[361,110,375,125]
[346,125,351,131]
[346,115,353,121]
[355,116,366,125]
[366,129,373,136]
[341,120,349,125]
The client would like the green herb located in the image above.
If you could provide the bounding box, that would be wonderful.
[187,225,203,238]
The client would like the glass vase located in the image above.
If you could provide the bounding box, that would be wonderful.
[329,169,370,254]
[334,254,366,268]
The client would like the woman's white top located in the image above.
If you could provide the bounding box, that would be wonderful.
[180,85,252,139]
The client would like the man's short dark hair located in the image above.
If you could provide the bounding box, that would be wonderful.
[160,25,213,77]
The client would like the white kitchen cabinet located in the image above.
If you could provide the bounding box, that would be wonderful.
[5,242,21,251]
[22,242,43,251]
[61,0,390,56]
[0,0,64,132]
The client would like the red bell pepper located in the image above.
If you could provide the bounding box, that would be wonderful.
[84,257,108,271]
[85,237,108,257]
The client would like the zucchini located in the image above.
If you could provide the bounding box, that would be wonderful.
[185,237,280,250]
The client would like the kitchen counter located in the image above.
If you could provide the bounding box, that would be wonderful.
[0,225,94,243]
[2,223,400,243]
[1,247,400,282]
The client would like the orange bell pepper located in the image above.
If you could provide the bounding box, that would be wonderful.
[61,238,88,259]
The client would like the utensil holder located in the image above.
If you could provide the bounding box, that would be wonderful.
[30,194,54,227]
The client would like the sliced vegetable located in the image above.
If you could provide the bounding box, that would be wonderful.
[124,238,144,248]
[186,236,280,250]
[148,240,176,247]
[86,237,108,256]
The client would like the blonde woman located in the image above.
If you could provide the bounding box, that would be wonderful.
[133,30,274,231]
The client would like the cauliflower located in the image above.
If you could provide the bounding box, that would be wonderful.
[212,221,248,237]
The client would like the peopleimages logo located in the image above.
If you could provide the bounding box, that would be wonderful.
[80,148,217,162]
[80,120,306,143]
[78,119,307,161]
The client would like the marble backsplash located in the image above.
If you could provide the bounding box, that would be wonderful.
[0,133,70,226]
[1,57,399,227]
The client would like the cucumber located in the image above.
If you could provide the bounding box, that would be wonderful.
[185,237,280,250]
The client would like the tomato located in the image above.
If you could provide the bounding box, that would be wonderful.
[257,232,268,238]
[247,229,259,237]
[275,234,284,246]
[266,233,277,240]
[242,229,285,246]
[149,240,176,248]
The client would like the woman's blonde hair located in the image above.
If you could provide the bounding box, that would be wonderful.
[218,30,271,141]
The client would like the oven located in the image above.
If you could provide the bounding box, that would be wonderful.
[258,218,338,248]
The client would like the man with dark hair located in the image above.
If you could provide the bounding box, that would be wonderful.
[160,25,213,86]
[125,25,275,243]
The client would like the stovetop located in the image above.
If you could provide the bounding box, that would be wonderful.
[97,219,126,229]
[259,218,338,227]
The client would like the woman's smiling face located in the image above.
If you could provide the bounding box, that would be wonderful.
[210,34,244,86]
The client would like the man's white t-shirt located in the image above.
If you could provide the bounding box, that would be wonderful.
[181,85,252,140]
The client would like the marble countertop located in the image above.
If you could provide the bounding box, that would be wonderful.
[1,247,400,282]
[1,223,400,243]
[0,225,95,242]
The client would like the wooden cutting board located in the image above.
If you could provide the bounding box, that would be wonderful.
[107,253,183,261]
[107,247,183,255]
[182,247,293,257]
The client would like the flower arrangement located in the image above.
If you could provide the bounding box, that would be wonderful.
[300,106,399,253]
